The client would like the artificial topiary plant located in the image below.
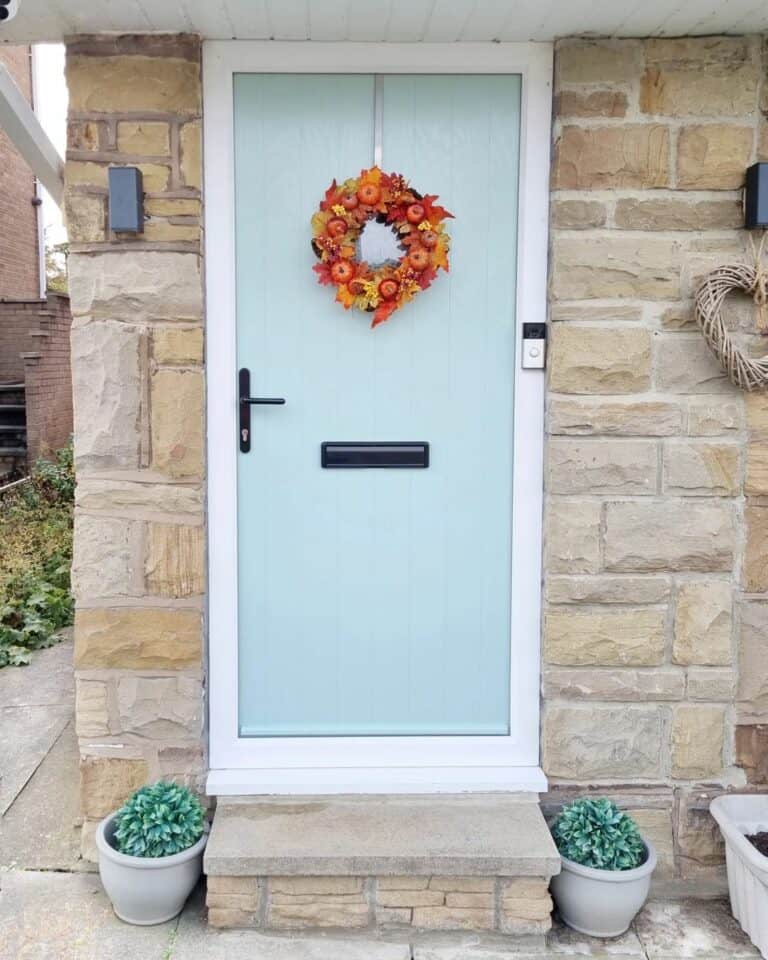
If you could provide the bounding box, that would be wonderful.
[113,781,205,859]
[551,798,645,871]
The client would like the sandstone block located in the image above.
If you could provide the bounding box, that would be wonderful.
[116,121,170,156]
[501,879,550,899]
[640,64,758,117]
[687,399,742,436]
[614,198,741,231]
[156,744,204,787]
[68,120,99,151]
[677,126,752,189]
[145,522,205,597]
[546,575,670,605]
[547,439,657,495]
[655,336,730,394]
[544,608,666,666]
[671,705,725,779]
[687,668,735,702]
[142,219,200,243]
[673,581,732,666]
[551,304,643,323]
[735,725,768,784]
[429,877,494,892]
[551,238,680,300]
[557,41,642,85]
[64,194,105,243]
[269,902,369,929]
[544,499,601,574]
[75,477,203,519]
[645,37,753,63]
[145,198,201,217]
[746,393,768,439]
[70,319,141,470]
[80,756,148,819]
[73,514,141,600]
[155,326,204,365]
[744,506,768,593]
[134,163,171,193]
[207,876,259,895]
[180,120,202,190]
[65,161,107,188]
[549,398,682,437]
[378,877,430,890]
[627,809,675,878]
[376,907,412,924]
[68,250,202,321]
[551,199,606,230]
[543,667,684,701]
[411,906,494,931]
[151,369,204,479]
[604,500,734,572]
[75,680,111,737]
[543,706,663,780]
[209,908,258,928]
[270,877,362,895]
[553,125,669,190]
[555,90,627,118]
[745,443,768,495]
[117,675,202,737]
[549,326,651,394]
[67,55,201,114]
[663,441,740,496]
[377,890,444,907]
[499,895,552,921]
[74,607,202,670]
[676,789,725,869]
[207,893,260,911]
[737,602,768,721]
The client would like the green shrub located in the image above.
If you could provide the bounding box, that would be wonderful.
[551,798,645,871]
[0,441,74,667]
[113,782,206,859]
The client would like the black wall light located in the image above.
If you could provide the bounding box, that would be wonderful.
[744,163,768,230]
[108,167,144,233]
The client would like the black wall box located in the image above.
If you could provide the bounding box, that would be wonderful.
[108,167,144,233]
[745,163,768,230]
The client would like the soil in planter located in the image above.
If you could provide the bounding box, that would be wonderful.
[746,832,768,857]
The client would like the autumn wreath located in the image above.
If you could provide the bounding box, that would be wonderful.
[311,166,453,327]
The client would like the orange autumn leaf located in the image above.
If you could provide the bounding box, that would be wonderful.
[336,284,356,309]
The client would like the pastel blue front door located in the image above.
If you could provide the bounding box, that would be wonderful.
[234,73,521,738]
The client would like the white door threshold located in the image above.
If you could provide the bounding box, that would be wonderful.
[206,765,548,796]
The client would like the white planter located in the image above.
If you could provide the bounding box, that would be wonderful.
[711,794,768,959]
[96,812,207,925]
[550,840,657,938]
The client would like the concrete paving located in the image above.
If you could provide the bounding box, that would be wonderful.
[0,642,761,959]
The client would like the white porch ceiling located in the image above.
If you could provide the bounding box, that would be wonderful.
[2,0,768,44]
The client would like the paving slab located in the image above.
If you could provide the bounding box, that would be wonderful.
[206,794,560,877]
[0,702,71,814]
[0,720,84,871]
[0,869,177,960]
[174,886,411,960]
[548,918,646,956]
[634,899,759,958]
[0,635,73,708]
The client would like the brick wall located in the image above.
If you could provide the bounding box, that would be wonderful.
[0,45,40,299]
[23,293,73,463]
[543,35,768,893]
[0,299,45,381]
[63,34,205,859]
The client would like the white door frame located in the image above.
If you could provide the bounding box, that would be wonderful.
[203,41,552,795]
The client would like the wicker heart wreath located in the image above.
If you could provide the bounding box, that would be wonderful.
[311,166,453,328]
[695,235,768,391]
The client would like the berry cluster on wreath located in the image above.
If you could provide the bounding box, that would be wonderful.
[311,166,453,327]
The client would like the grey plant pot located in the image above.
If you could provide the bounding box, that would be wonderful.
[96,812,208,925]
[550,840,657,938]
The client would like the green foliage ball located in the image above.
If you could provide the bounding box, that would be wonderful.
[552,798,645,871]
[113,781,205,859]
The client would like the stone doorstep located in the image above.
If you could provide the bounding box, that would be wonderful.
[204,795,560,879]
[203,795,558,939]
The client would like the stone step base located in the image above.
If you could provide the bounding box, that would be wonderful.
[204,794,559,944]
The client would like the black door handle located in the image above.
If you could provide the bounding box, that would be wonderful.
[239,368,284,453]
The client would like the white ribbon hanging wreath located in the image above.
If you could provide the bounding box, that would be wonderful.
[694,233,768,391]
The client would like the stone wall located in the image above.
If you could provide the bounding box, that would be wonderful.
[63,35,205,858]
[206,874,552,938]
[0,45,40,300]
[543,35,768,892]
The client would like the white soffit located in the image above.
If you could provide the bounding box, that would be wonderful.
[1,0,768,44]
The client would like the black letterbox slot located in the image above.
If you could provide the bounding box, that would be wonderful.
[322,442,429,468]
